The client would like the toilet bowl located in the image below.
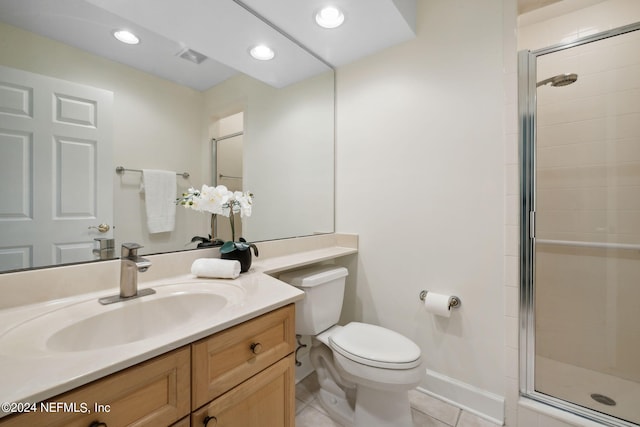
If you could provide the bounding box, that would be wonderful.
[279,265,424,427]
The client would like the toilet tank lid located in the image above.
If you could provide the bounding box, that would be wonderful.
[279,265,348,288]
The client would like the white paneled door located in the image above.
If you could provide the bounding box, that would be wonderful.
[0,65,113,271]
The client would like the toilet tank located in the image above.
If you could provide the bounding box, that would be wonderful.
[279,265,348,335]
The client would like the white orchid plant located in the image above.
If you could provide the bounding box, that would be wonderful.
[177,184,257,255]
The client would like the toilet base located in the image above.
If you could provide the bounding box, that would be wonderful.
[354,386,413,427]
[317,387,355,427]
[310,340,417,427]
[316,383,414,427]
[310,340,356,426]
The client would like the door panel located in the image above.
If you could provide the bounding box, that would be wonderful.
[0,65,113,271]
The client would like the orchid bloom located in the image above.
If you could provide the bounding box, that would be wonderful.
[178,184,253,242]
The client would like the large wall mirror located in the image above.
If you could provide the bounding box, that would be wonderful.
[0,0,335,273]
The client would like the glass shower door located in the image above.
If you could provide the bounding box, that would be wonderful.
[520,24,640,427]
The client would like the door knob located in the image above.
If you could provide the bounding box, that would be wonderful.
[88,223,110,233]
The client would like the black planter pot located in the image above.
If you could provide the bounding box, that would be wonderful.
[220,239,259,273]
[221,247,252,273]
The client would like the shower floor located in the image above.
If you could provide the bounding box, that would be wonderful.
[535,356,640,425]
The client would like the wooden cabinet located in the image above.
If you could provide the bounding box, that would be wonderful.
[0,347,190,427]
[0,304,296,427]
[191,355,295,427]
[191,304,295,409]
[170,416,191,427]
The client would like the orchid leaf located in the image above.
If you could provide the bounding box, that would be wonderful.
[219,240,259,255]
[220,241,237,254]
[190,235,209,243]
[233,242,250,251]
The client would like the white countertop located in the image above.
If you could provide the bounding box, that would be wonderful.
[0,241,357,418]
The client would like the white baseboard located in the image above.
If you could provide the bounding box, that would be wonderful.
[419,369,505,425]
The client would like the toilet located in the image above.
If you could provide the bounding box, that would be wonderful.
[279,265,424,427]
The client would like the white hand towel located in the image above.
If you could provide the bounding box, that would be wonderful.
[191,258,241,279]
[142,169,176,234]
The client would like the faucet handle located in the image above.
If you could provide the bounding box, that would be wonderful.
[121,242,143,257]
[95,238,115,250]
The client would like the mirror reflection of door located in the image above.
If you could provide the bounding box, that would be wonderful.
[0,65,113,272]
[212,112,243,242]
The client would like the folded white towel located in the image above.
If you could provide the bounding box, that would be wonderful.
[142,169,176,234]
[191,258,241,279]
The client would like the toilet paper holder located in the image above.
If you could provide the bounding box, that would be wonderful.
[419,290,461,309]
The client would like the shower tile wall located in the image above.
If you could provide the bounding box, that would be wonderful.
[517,0,640,52]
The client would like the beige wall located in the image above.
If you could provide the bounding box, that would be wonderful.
[202,71,334,242]
[0,22,208,255]
[212,113,244,241]
[336,0,508,422]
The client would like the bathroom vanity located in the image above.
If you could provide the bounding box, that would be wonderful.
[0,305,295,427]
[0,234,357,426]
[191,305,295,426]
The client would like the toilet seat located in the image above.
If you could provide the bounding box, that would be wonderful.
[329,322,422,369]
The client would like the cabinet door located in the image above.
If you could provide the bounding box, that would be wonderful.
[0,347,190,427]
[192,304,295,409]
[170,415,191,427]
[192,355,295,427]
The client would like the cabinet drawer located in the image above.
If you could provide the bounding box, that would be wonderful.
[192,304,295,409]
[191,355,295,427]
[0,346,190,427]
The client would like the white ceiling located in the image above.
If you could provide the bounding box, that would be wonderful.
[240,0,416,67]
[518,0,565,14]
[0,0,416,90]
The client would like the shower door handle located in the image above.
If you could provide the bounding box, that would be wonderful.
[529,211,535,239]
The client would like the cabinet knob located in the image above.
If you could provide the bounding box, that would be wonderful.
[250,342,263,354]
[88,422,107,427]
[203,415,217,426]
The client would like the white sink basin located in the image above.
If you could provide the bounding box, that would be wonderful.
[0,282,245,356]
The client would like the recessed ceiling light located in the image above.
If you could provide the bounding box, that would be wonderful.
[250,45,275,61]
[315,6,345,29]
[112,30,140,45]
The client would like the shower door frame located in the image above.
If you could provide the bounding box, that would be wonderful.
[519,22,640,427]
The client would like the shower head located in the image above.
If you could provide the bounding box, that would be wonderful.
[536,73,578,87]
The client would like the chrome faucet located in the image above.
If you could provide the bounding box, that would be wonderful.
[99,242,155,305]
[119,243,151,297]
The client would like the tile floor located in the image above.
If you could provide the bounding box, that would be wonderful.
[295,372,501,427]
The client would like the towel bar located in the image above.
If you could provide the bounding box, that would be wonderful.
[116,166,189,179]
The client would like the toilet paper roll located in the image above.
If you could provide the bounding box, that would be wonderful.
[423,292,452,318]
